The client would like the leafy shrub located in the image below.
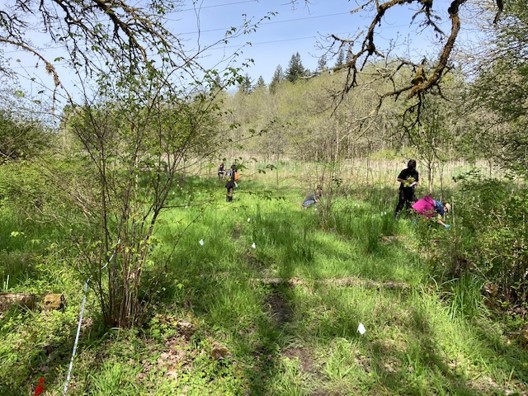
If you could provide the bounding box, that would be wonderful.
[0,111,53,163]
[425,172,528,312]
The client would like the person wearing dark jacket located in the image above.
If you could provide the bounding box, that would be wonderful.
[218,162,225,179]
[225,172,236,202]
[394,159,419,217]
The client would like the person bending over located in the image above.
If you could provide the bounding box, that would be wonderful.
[412,195,451,229]
[302,186,322,209]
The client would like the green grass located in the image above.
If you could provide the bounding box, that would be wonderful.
[0,166,527,395]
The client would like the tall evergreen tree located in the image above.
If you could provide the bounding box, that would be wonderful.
[317,54,328,73]
[345,48,353,64]
[238,73,253,94]
[270,65,284,94]
[255,75,266,89]
[335,48,345,68]
[285,52,306,82]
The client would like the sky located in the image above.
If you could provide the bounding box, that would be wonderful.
[169,0,453,85]
[2,0,481,104]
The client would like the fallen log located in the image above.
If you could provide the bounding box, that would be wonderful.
[0,293,38,311]
[0,293,66,312]
[249,277,409,290]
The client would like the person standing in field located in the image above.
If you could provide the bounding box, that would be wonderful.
[217,162,225,179]
[394,159,419,217]
[227,164,239,187]
[225,164,235,180]
[225,172,235,202]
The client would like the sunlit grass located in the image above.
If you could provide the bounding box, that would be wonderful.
[0,161,526,395]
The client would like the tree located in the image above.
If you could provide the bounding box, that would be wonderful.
[0,1,188,103]
[317,55,328,73]
[238,73,253,94]
[0,111,51,163]
[334,48,345,68]
[255,75,266,89]
[0,0,262,328]
[285,52,306,82]
[61,83,225,328]
[469,0,528,176]
[289,0,506,125]
[270,65,285,94]
[403,97,456,194]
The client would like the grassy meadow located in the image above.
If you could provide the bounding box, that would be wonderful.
[1,159,527,395]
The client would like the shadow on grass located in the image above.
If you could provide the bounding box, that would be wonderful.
[368,304,525,395]
[154,181,524,394]
[470,318,528,384]
[0,306,111,395]
[371,307,480,395]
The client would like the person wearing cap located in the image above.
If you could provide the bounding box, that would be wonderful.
[412,195,451,229]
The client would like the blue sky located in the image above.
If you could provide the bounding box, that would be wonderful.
[171,0,452,85]
[4,0,467,100]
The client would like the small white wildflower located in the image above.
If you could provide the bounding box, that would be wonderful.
[247,218,251,222]
[199,239,204,246]
[251,242,256,249]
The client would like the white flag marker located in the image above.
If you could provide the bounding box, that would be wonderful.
[357,323,366,335]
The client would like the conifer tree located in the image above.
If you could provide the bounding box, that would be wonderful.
[317,54,328,73]
[255,75,266,89]
[238,73,253,94]
[335,48,345,68]
[285,52,306,82]
[270,65,284,94]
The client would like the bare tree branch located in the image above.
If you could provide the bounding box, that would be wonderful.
[330,0,471,104]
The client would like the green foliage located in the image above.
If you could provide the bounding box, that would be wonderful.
[443,276,487,320]
[0,307,78,394]
[322,196,397,255]
[1,162,528,394]
[269,65,284,94]
[422,172,528,313]
[468,0,528,177]
[285,52,307,83]
[237,73,253,94]
[0,111,52,163]
[89,362,142,395]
